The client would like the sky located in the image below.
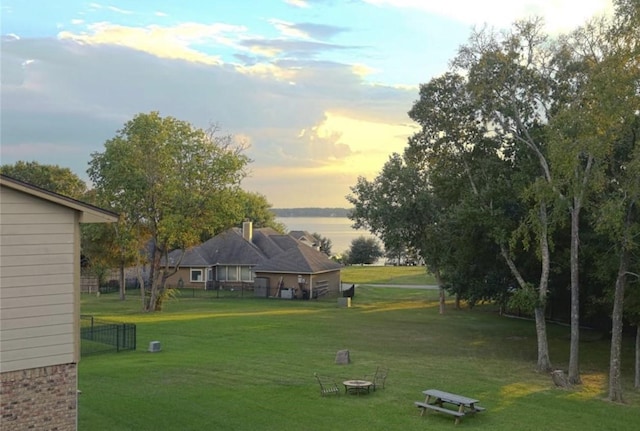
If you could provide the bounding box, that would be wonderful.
[1,0,614,208]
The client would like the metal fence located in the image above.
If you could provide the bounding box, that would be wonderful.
[80,315,136,356]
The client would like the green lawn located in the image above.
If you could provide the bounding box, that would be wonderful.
[341,265,437,285]
[79,284,639,431]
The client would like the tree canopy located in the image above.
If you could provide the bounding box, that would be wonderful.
[345,236,383,265]
[348,0,640,400]
[0,161,87,199]
[88,112,250,311]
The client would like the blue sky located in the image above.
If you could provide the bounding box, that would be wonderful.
[1,0,613,207]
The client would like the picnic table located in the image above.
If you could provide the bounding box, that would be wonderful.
[414,389,485,425]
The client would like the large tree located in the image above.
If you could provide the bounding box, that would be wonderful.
[0,161,87,198]
[454,18,558,373]
[593,0,640,402]
[346,236,383,265]
[236,190,285,233]
[88,112,249,311]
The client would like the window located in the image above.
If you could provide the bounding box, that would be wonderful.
[218,267,227,281]
[190,269,203,282]
[227,266,239,281]
[241,266,253,281]
[216,266,254,282]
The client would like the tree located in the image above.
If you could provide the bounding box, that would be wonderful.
[592,0,640,401]
[236,190,285,233]
[346,236,383,265]
[348,153,451,313]
[454,18,557,373]
[0,161,87,198]
[88,112,249,311]
[312,232,333,256]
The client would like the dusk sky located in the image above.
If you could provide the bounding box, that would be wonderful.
[1,0,613,207]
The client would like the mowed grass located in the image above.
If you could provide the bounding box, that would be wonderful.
[341,265,437,285]
[79,273,640,431]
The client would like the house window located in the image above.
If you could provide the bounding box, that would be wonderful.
[241,266,253,281]
[218,267,227,281]
[217,266,254,282]
[228,266,239,281]
[190,269,203,282]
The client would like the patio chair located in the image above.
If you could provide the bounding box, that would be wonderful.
[365,366,388,391]
[314,373,340,397]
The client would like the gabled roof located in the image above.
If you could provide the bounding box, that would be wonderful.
[170,224,342,275]
[253,243,342,274]
[169,228,266,266]
[289,230,318,247]
[0,174,118,223]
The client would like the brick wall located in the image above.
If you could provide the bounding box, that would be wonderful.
[1,363,77,431]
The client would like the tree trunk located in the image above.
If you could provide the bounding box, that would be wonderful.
[608,248,629,402]
[500,236,553,372]
[568,202,582,385]
[536,203,553,372]
[137,266,146,310]
[534,306,553,372]
[118,262,126,301]
[635,325,639,390]
[434,268,445,315]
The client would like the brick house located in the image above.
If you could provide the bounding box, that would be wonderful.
[164,221,343,298]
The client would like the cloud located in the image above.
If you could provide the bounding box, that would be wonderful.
[58,22,250,65]
[270,19,349,40]
[363,0,614,33]
[285,0,310,8]
[238,37,354,60]
[0,36,414,206]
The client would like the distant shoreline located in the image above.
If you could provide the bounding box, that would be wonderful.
[271,208,351,217]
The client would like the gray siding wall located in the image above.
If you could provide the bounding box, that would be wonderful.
[0,187,79,373]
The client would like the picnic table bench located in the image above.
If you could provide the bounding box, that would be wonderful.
[415,389,485,425]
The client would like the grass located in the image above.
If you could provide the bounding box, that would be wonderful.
[341,265,437,285]
[78,281,640,431]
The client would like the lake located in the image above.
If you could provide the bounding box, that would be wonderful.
[276,216,379,256]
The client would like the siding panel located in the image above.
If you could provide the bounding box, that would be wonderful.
[0,323,74,341]
[0,342,75,363]
[0,354,75,373]
[0,233,72,245]
[0,275,72,293]
[0,263,75,279]
[0,314,73,331]
[1,303,73,320]
[0,253,75,267]
[0,293,74,309]
[1,333,73,351]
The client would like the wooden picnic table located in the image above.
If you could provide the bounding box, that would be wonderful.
[414,389,485,425]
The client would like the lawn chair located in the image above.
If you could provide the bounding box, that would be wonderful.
[365,366,388,391]
[314,373,340,397]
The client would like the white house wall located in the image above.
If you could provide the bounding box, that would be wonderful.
[0,187,79,373]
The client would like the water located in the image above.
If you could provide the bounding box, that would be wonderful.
[276,216,379,257]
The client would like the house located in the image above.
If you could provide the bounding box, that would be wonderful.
[164,221,342,298]
[0,175,118,431]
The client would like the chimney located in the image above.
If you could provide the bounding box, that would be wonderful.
[242,221,253,242]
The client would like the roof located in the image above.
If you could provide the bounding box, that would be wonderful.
[288,230,318,246]
[0,174,118,223]
[253,243,342,274]
[168,228,265,266]
[171,225,342,275]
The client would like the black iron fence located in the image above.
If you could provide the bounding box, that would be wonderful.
[80,315,136,356]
